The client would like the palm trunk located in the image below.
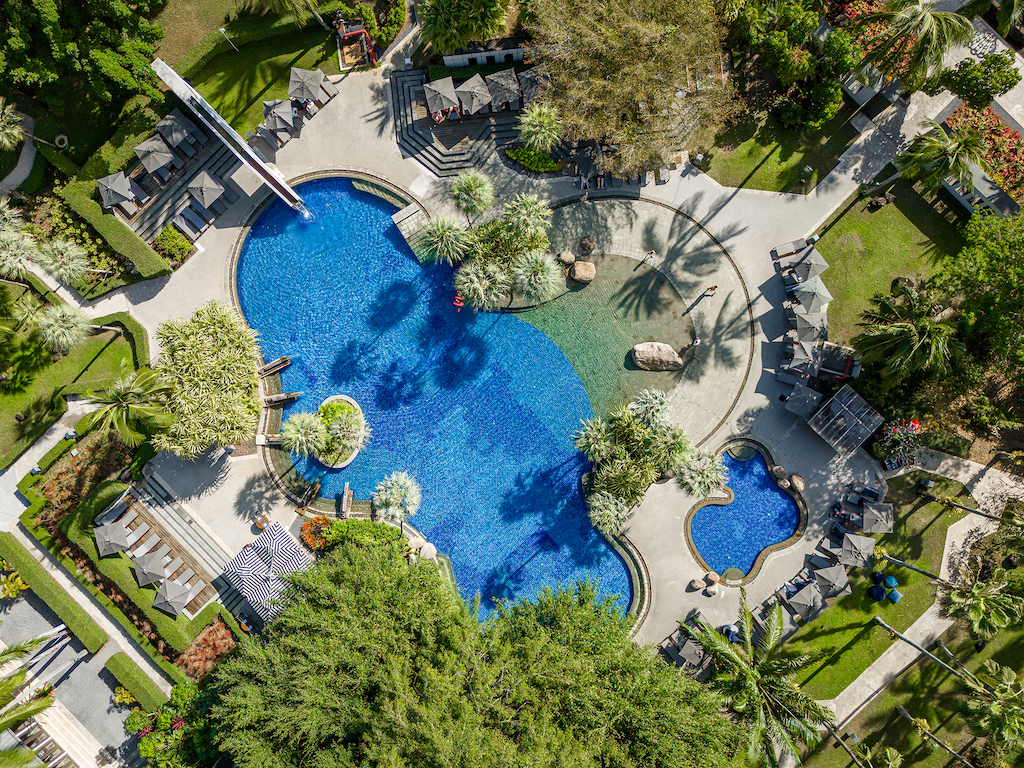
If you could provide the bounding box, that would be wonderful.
[895,706,975,768]
[25,132,56,148]
[873,617,967,681]
[928,495,1002,521]
[822,722,870,768]
[936,641,987,693]
[862,172,901,196]
[89,324,121,334]
[307,0,331,30]
[877,553,950,585]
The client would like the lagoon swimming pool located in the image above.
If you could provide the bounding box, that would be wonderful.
[235,177,632,615]
[688,448,800,577]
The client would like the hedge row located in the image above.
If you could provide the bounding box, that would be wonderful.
[0,531,109,654]
[35,145,81,179]
[178,0,351,78]
[57,180,171,279]
[105,652,169,712]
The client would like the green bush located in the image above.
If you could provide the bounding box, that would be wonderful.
[378,3,408,46]
[58,180,171,279]
[104,652,169,712]
[153,226,194,263]
[0,532,109,654]
[35,145,81,178]
[506,147,560,173]
[920,430,972,458]
[324,518,398,549]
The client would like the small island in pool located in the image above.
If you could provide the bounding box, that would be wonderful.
[314,395,369,469]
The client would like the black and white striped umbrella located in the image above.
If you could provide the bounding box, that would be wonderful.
[224,525,308,620]
[253,523,310,574]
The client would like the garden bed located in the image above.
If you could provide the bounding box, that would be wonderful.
[499,146,566,179]
[175,615,236,681]
[946,104,1024,205]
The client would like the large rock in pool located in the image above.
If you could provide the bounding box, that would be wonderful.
[571,261,596,283]
[632,342,683,371]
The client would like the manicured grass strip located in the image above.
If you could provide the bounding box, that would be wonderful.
[0,532,108,654]
[104,652,168,712]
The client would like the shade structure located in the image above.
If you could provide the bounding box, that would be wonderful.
[423,77,458,112]
[223,523,309,621]
[187,171,225,208]
[793,311,829,343]
[263,99,294,131]
[134,135,175,173]
[862,502,895,534]
[784,382,823,418]
[679,640,704,666]
[94,520,131,557]
[841,533,876,567]
[156,110,194,147]
[289,67,325,101]
[456,74,492,114]
[97,172,134,209]
[485,68,521,105]
[518,64,551,106]
[133,550,168,587]
[785,340,823,377]
[793,276,834,313]
[814,564,852,599]
[781,246,829,281]
[153,578,193,615]
[251,522,310,574]
[808,384,885,454]
[575,140,604,178]
[789,582,824,618]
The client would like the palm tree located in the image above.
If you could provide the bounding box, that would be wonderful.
[873,616,971,682]
[856,0,975,84]
[420,0,466,53]
[593,457,655,505]
[676,450,727,497]
[942,570,1024,639]
[0,633,56,768]
[327,412,372,456]
[851,284,964,382]
[518,104,564,152]
[574,417,614,462]
[855,743,904,768]
[281,412,327,457]
[37,240,88,286]
[372,471,421,538]
[503,193,552,237]
[963,0,1023,37]
[0,197,24,233]
[681,589,835,767]
[454,258,511,309]
[631,388,671,429]
[511,250,562,302]
[449,171,494,223]
[0,98,55,151]
[0,229,38,287]
[86,362,171,446]
[865,121,985,196]
[958,660,1024,751]
[586,490,630,536]
[254,0,330,29]
[419,217,472,266]
[895,706,975,767]
[35,304,88,353]
[873,544,944,581]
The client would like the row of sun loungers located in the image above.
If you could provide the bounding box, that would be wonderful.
[172,174,240,241]
[661,610,710,672]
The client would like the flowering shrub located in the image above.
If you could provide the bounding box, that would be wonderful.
[946,104,1024,203]
[300,515,332,551]
[37,432,132,527]
[175,616,236,680]
[836,0,916,81]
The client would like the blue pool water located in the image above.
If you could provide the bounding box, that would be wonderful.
[235,177,632,615]
[689,451,799,575]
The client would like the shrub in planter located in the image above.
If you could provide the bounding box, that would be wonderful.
[506,147,560,173]
[154,226,194,263]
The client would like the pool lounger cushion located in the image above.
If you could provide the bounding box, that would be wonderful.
[887,588,903,603]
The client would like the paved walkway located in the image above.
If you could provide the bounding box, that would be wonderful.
[0,112,36,192]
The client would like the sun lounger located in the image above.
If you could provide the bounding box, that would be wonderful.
[187,580,206,598]
[125,523,149,547]
[165,557,184,575]
[155,166,171,182]
[255,434,282,446]
[321,78,339,98]
[181,205,208,234]
[178,140,196,158]
[127,178,150,204]
[149,544,171,562]
[274,128,291,146]
[220,184,239,204]
[772,239,807,259]
[130,533,158,557]
[174,216,199,241]
[118,200,138,217]
[264,391,301,405]
[95,501,135,527]
[661,639,685,667]
[190,202,216,224]
[851,483,883,502]
[210,199,227,216]
[177,568,195,585]
[809,553,834,571]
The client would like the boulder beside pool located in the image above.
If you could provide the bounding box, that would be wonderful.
[789,473,805,492]
[570,261,596,283]
[632,342,684,371]
[556,249,575,266]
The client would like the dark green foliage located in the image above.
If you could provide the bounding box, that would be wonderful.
[919,430,971,458]
[0,532,108,653]
[506,147,560,172]
[105,652,168,712]
[806,81,844,129]
[34,145,81,178]
[819,29,861,79]
[154,226,194,263]
[929,51,1022,109]
[210,545,737,768]
[78,97,163,180]
[349,2,407,47]
[421,0,510,53]
[322,519,397,549]
[126,682,220,768]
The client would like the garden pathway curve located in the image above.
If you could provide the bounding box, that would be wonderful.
[0,112,36,192]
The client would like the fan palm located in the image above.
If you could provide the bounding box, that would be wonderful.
[851,284,964,381]
[632,388,670,429]
[454,258,511,309]
[449,171,494,222]
[574,417,615,462]
[37,240,88,285]
[0,98,25,152]
[942,570,1024,639]
[681,589,835,767]
[518,103,564,152]
[676,450,727,497]
[586,490,630,536]
[420,217,472,265]
[503,193,552,237]
[372,471,421,537]
[0,229,38,285]
[511,250,562,302]
[0,197,24,233]
[0,633,55,768]
[856,0,975,83]
[962,0,1023,37]
[281,412,328,457]
[866,121,985,195]
[85,361,172,446]
[959,660,1024,750]
[35,304,89,353]
[592,457,656,505]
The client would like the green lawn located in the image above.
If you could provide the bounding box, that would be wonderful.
[786,472,971,700]
[0,283,138,469]
[152,0,242,67]
[706,105,858,193]
[193,27,341,132]
[815,176,969,343]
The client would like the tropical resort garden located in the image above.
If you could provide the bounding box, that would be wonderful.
[3,0,1024,767]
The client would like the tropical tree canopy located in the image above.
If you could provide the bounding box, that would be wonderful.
[420,0,511,53]
[681,588,834,767]
[676,449,727,497]
[36,304,89,353]
[420,216,473,266]
[449,171,495,220]
[0,197,24,233]
[510,250,562,302]
[371,471,421,526]
[851,284,964,381]
[210,544,739,768]
[942,570,1024,639]
[37,239,88,285]
[528,0,732,176]
[518,103,564,151]
[454,258,512,309]
[0,98,24,153]
[86,361,172,447]
[930,51,1022,109]
[281,412,328,457]
[959,660,1024,750]
[0,631,54,768]
[154,301,261,458]
[897,120,985,193]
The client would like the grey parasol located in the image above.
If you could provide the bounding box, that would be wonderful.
[156,111,191,147]
[423,77,459,112]
[289,67,324,101]
[840,532,876,567]
[575,140,604,178]
[789,582,824,618]
[679,640,704,666]
[784,382,823,418]
[785,340,823,377]
[456,74,493,115]
[187,171,225,208]
[793,276,834,313]
[485,68,521,105]
[518,64,551,106]
[792,311,829,343]
[133,550,168,587]
[862,502,895,534]
[97,172,134,209]
[781,247,829,281]
[153,578,193,615]
[263,99,294,131]
[814,564,852,599]
[134,135,175,173]
[94,520,131,557]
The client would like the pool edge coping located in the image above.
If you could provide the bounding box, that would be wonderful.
[683,438,808,587]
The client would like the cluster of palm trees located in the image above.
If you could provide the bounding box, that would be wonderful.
[371,471,421,536]
[280,406,371,463]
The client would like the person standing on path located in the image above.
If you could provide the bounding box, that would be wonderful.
[706,285,718,295]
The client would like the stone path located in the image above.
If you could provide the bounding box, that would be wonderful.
[0,112,37,192]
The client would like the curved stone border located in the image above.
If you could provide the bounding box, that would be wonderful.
[314,394,366,469]
[683,438,808,587]
[547,194,757,448]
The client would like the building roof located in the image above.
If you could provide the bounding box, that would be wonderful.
[807,384,884,454]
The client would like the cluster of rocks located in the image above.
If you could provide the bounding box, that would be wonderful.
[769,465,805,493]
[690,571,720,596]
[555,238,598,285]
